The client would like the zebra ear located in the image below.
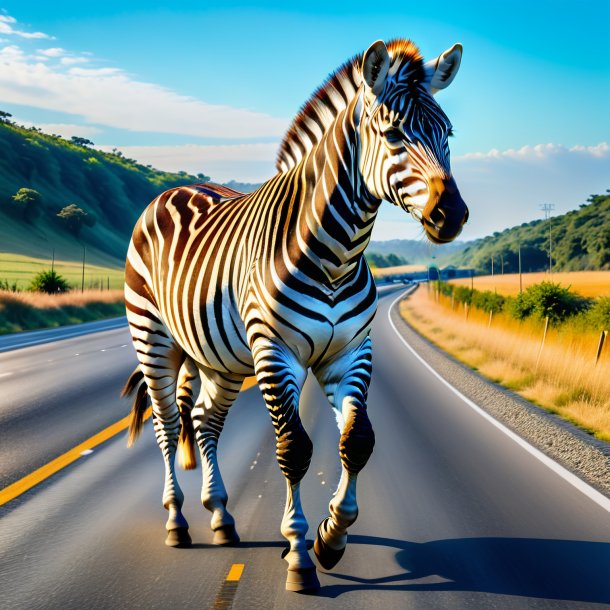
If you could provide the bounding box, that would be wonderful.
[362,40,390,96]
[425,43,463,94]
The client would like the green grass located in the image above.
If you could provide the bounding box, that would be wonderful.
[0,252,124,290]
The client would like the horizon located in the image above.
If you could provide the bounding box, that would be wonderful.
[0,1,608,240]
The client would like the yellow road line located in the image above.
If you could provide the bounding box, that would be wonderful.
[0,376,257,507]
[226,564,244,582]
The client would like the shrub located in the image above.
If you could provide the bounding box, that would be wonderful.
[584,297,610,331]
[29,270,70,294]
[507,282,590,323]
[471,290,505,313]
[453,285,473,305]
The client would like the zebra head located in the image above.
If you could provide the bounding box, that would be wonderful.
[358,40,469,244]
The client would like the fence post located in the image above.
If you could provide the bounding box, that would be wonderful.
[488,310,493,328]
[535,316,550,371]
[464,303,469,320]
[595,330,608,365]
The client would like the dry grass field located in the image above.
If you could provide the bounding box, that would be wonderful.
[401,285,610,442]
[0,289,125,333]
[371,264,427,278]
[450,271,610,298]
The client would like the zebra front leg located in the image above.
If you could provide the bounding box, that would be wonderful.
[191,367,244,545]
[252,338,319,593]
[312,336,374,569]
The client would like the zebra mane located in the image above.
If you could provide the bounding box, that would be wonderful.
[276,39,422,173]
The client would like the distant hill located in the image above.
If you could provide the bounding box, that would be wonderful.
[222,180,262,193]
[446,192,610,274]
[367,238,467,265]
[0,117,208,267]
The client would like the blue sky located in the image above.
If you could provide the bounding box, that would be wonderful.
[0,1,609,240]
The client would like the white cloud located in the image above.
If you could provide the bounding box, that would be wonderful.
[0,43,288,139]
[17,119,101,140]
[103,143,279,183]
[0,14,52,40]
[37,47,66,58]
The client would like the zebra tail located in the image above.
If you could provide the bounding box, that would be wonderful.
[177,403,197,470]
[121,367,149,448]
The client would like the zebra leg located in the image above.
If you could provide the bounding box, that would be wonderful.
[252,338,319,593]
[131,328,191,548]
[191,367,244,545]
[312,335,374,570]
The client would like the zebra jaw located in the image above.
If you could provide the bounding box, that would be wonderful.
[420,176,469,243]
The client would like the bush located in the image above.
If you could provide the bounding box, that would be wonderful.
[584,297,610,331]
[507,282,590,323]
[472,290,505,313]
[29,270,70,294]
[453,285,473,305]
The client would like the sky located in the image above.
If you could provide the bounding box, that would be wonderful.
[0,1,609,241]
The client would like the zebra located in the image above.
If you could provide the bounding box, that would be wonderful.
[123,38,468,593]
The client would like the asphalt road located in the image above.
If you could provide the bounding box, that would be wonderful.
[1,287,609,609]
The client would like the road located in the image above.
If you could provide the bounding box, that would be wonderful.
[1,287,609,609]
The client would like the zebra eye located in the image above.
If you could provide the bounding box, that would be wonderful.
[384,128,404,145]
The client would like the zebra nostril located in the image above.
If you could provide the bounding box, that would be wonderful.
[429,206,446,228]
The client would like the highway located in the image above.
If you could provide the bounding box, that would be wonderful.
[1,287,609,609]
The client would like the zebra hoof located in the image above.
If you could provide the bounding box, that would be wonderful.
[165,527,192,548]
[213,524,240,546]
[313,519,345,570]
[285,567,320,593]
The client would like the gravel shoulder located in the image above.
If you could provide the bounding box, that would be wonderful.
[390,289,610,499]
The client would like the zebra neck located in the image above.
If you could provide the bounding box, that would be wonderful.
[295,102,380,285]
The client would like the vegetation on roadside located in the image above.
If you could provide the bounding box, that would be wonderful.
[401,285,610,442]
[437,279,608,330]
[0,289,125,334]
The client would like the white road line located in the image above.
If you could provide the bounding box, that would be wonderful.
[0,372,14,378]
[387,289,610,514]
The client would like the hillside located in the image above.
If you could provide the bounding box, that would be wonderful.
[447,192,610,274]
[367,238,467,265]
[0,117,208,267]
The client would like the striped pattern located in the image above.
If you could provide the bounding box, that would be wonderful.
[124,38,464,577]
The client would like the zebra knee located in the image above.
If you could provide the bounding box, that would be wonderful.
[340,409,375,474]
[277,422,313,484]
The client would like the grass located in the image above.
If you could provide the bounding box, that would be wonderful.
[0,289,125,334]
[401,285,610,442]
[449,271,610,298]
[0,252,124,291]
[371,264,427,278]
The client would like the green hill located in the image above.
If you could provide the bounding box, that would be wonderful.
[0,116,208,268]
[447,192,610,274]
[367,238,467,266]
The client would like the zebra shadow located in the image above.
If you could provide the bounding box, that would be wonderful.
[316,535,610,603]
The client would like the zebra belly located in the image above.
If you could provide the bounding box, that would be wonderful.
[161,294,255,376]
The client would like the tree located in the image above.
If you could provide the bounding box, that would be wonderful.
[57,204,92,236]
[29,270,70,293]
[0,110,12,122]
[11,187,42,222]
[70,136,94,147]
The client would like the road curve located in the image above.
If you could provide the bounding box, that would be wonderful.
[1,287,609,609]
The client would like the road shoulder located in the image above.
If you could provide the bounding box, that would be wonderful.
[389,290,610,499]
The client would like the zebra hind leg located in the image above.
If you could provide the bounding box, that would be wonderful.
[252,338,319,593]
[191,366,244,546]
[312,336,375,570]
[129,321,191,548]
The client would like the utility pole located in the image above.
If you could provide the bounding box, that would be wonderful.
[51,248,55,274]
[518,243,522,293]
[540,203,555,277]
[500,253,504,275]
[491,255,494,277]
[81,246,86,293]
